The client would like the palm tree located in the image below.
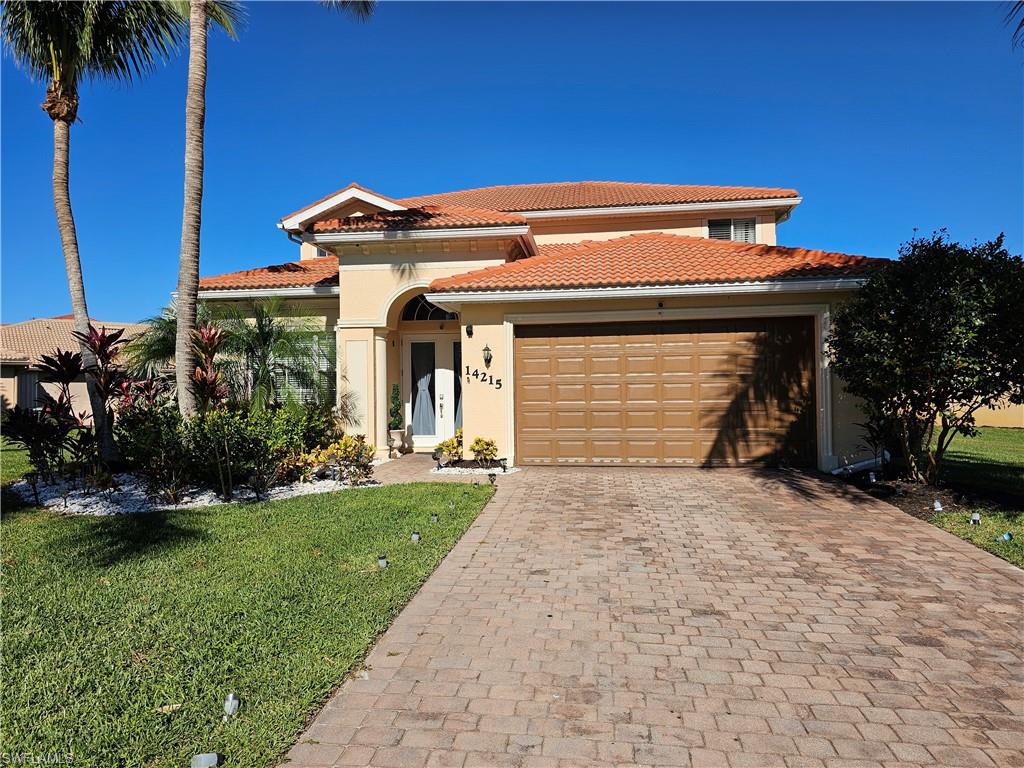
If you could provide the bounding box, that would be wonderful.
[1009,2,1024,47]
[1,1,185,461]
[172,0,241,418]
[216,299,337,412]
[123,302,214,378]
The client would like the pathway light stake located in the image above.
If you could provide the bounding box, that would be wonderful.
[378,555,389,568]
[1001,532,1013,542]
[971,511,981,526]
[191,755,220,768]
[868,471,877,484]
[411,531,421,543]
[488,473,497,485]
[431,513,439,523]
[223,693,239,720]
[933,500,943,513]
[500,458,508,473]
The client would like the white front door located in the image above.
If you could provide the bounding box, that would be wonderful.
[403,334,462,451]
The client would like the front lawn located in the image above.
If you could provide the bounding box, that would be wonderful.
[928,428,1022,567]
[1,482,493,766]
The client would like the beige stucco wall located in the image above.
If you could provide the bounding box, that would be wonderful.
[529,209,779,245]
[974,402,1024,429]
[0,365,20,410]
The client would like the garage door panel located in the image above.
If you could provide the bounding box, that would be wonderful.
[515,317,816,467]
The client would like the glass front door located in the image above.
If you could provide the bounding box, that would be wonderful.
[404,334,458,450]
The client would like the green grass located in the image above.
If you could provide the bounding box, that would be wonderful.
[939,427,1024,499]
[932,428,1023,568]
[1,482,493,766]
[931,505,1023,568]
[1,438,30,484]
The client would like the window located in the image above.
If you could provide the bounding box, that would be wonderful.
[401,294,458,322]
[316,247,330,259]
[271,332,336,404]
[708,218,756,243]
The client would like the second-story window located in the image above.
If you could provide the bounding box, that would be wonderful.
[708,218,756,243]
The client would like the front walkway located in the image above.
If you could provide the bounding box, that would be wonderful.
[285,462,1024,768]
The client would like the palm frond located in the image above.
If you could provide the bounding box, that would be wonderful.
[1008,1,1024,48]
[320,0,375,22]
[163,0,246,39]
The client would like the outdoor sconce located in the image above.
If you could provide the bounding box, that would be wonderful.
[411,531,421,543]
[483,344,493,368]
[466,324,474,338]
[971,511,981,526]
[378,555,389,568]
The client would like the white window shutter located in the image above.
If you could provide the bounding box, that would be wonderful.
[733,218,756,243]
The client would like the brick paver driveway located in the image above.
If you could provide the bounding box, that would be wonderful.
[286,466,1024,768]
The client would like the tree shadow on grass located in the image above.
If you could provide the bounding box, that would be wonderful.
[59,510,209,568]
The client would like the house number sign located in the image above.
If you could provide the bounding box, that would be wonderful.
[465,367,503,389]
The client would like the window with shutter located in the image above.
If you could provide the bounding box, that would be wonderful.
[708,219,732,240]
[708,218,757,243]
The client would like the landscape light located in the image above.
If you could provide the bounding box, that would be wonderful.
[411,531,421,543]
[191,754,220,768]
[933,500,943,513]
[868,471,877,484]
[971,511,981,526]
[223,693,239,719]
[378,555,389,568]
[500,458,508,473]
[1001,532,1013,542]
[488,473,497,485]
[431,513,439,523]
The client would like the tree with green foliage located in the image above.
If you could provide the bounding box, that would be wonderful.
[1,0,185,460]
[828,232,1024,484]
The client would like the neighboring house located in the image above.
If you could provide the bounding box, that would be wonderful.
[197,180,1012,470]
[0,315,146,417]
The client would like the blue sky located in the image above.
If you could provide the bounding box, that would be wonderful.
[2,1,1021,323]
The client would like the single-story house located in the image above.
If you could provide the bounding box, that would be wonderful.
[196,180,1017,470]
[0,315,146,416]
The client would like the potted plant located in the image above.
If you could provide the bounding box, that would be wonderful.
[387,383,404,457]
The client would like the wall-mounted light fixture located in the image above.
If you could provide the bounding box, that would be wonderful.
[483,344,493,368]
[466,324,474,338]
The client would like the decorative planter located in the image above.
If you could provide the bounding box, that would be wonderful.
[388,429,406,458]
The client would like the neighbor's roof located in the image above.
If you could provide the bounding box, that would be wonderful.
[401,181,800,212]
[198,256,339,292]
[429,233,882,293]
[0,316,147,366]
[311,205,528,234]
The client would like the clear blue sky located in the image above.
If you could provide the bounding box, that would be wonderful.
[2,1,1021,323]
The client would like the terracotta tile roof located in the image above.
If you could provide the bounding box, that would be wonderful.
[1,316,147,366]
[429,233,882,293]
[311,205,527,234]
[401,181,799,212]
[198,256,338,291]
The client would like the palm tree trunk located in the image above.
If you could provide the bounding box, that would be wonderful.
[174,0,208,417]
[52,116,116,463]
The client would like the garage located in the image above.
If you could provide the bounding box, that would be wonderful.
[514,316,817,467]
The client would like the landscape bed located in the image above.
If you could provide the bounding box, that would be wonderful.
[0,481,494,767]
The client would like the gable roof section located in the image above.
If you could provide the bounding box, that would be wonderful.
[311,205,528,234]
[401,181,799,213]
[429,233,882,293]
[198,256,338,292]
[280,183,407,231]
[1,316,147,366]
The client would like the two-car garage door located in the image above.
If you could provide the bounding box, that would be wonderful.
[514,317,817,467]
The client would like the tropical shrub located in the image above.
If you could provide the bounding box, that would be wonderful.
[388,383,402,431]
[1,404,76,481]
[469,436,499,464]
[114,402,191,504]
[306,435,375,485]
[829,232,1024,484]
[435,428,463,464]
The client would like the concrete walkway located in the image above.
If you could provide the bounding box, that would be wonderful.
[285,460,1024,768]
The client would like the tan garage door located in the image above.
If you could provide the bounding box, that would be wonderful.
[514,317,817,467]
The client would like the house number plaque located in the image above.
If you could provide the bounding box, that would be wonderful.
[465,366,503,389]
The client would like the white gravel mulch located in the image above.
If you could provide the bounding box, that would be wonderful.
[430,465,521,476]
[10,459,391,516]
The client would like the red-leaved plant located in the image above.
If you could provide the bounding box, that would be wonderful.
[191,324,227,412]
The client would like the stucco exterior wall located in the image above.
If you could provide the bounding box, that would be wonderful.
[974,402,1024,429]
[0,365,20,410]
[528,209,780,245]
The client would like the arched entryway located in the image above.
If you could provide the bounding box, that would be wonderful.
[395,294,462,451]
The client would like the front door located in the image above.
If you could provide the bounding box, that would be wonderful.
[403,334,462,451]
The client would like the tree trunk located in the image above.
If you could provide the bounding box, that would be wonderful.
[175,0,208,417]
[51,116,117,464]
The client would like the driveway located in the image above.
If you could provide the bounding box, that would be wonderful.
[285,465,1024,768]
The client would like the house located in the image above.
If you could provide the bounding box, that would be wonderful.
[0,315,146,416]
[198,180,888,470]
